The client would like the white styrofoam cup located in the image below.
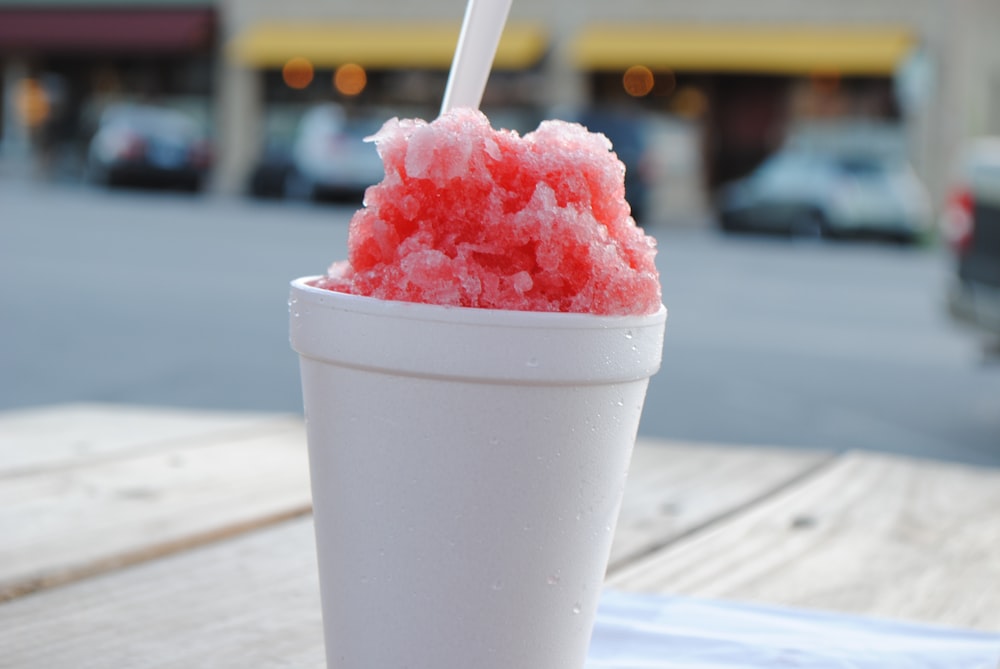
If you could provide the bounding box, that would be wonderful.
[290,276,666,669]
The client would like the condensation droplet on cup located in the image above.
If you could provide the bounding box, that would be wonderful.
[546,572,561,586]
[624,330,634,340]
[572,603,582,615]
[488,436,500,446]
[492,580,504,591]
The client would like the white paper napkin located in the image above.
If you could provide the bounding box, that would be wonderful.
[587,590,1000,668]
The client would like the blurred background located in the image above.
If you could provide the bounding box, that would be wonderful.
[2,0,999,465]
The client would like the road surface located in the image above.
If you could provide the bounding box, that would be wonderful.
[2,179,998,465]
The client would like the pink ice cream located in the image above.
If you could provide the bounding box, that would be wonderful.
[314,108,661,316]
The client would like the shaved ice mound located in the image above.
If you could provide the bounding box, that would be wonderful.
[314,108,661,316]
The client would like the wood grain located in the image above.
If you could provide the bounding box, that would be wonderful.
[610,450,1000,631]
[0,518,326,669]
[0,438,829,668]
[0,401,825,604]
[609,439,831,571]
[0,420,311,601]
[0,402,296,477]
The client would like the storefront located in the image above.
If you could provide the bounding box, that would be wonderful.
[571,24,916,189]
[0,2,216,175]
[214,3,949,219]
[3,0,998,218]
[215,19,548,193]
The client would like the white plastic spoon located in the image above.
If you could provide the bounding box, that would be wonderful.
[440,0,514,115]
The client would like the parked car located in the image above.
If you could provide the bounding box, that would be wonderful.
[942,137,1000,339]
[248,138,294,199]
[284,104,385,202]
[87,103,212,191]
[716,146,932,242]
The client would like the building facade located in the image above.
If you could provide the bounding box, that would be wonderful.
[0,0,217,177]
[3,0,999,219]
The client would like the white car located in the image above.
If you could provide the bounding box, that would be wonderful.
[717,125,933,242]
[285,104,385,202]
[717,143,932,243]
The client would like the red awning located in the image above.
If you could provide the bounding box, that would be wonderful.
[0,8,215,54]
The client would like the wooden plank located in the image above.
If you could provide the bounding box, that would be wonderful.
[609,450,1000,631]
[0,403,297,477]
[0,440,824,668]
[0,518,327,669]
[609,439,831,571]
[0,413,825,603]
[0,423,311,602]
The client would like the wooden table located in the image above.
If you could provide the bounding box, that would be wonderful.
[2,403,999,667]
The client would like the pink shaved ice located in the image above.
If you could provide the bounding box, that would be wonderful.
[314,108,661,316]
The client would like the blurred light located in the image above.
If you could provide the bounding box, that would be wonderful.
[623,65,655,97]
[16,78,50,128]
[282,57,314,89]
[334,63,367,96]
[671,86,708,119]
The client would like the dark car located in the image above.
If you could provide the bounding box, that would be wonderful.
[942,137,1000,339]
[248,138,294,199]
[86,103,212,191]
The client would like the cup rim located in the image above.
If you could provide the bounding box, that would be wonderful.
[290,276,666,384]
[291,276,667,329]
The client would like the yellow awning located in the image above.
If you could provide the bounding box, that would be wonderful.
[572,25,916,75]
[228,21,548,70]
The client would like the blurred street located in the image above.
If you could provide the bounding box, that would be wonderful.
[2,179,999,466]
